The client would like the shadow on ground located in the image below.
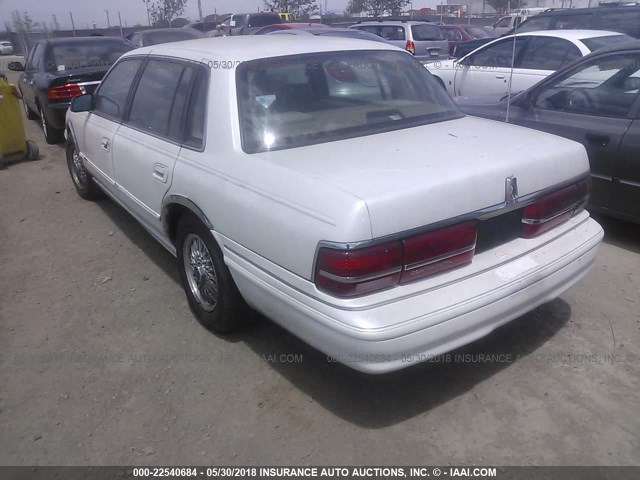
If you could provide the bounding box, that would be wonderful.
[94,194,573,428]
[591,213,640,255]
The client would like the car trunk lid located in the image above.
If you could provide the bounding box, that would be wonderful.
[255,116,589,239]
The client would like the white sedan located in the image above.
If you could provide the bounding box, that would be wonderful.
[426,30,632,97]
[65,36,603,373]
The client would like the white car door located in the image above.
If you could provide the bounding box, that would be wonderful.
[111,59,202,231]
[81,59,143,188]
[454,37,531,97]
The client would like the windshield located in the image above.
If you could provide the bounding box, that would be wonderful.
[50,41,132,71]
[237,51,461,153]
[411,24,445,41]
[581,35,633,52]
[145,30,201,45]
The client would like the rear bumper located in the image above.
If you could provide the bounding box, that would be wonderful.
[223,215,603,374]
[46,103,70,130]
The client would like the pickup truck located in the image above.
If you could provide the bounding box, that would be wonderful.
[215,13,282,36]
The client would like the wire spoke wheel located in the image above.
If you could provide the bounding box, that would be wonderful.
[70,146,88,188]
[183,233,219,312]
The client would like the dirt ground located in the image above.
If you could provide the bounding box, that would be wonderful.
[1,60,639,467]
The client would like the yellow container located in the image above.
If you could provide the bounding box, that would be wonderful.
[0,75,38,165]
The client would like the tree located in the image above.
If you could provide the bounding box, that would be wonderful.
[346,0,410,17]
[263,0,318,18]
[485,0,521,13]
[149,0,188,27]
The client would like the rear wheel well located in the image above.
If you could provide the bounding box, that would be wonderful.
[164,204,193,246]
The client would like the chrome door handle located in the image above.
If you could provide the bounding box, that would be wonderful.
[152,164,168,183]
[101,138,110,151]
[495,75,505,79]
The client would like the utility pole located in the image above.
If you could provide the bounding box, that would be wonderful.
[105,10,111,28]
[69,12,77,36]
[197,0,203,21]
[144,0,151,26]
[118,11,123,37]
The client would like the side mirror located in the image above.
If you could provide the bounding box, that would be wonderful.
[8,61,25,72]
[70,93,93,112]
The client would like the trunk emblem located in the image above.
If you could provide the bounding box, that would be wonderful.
[505,176,518,205]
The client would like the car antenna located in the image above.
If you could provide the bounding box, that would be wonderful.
[505,0,521,123]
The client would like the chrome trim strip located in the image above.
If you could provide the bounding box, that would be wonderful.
[522,205,577,225]
[619,178,640,188]
[161,194,214,231]
[591,173,612,181]
[404,244,476,271]
[77,81,101,86]
[318,267,402,284]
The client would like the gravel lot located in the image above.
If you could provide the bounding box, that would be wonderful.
[1,61,639,467]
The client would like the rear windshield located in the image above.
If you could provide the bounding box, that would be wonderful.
[236,51,461,153]
[248,15,282,28]
[145,30,201,45]
[411,24,445,41]
[581,35,633,52]
[464,26,495,39]
[49,41,132,71]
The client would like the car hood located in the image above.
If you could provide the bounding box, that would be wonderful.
[254,116,589,239]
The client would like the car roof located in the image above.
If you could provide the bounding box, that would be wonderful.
[510,29,628,40]
[122,35,400,62]
[353,20,438,26]
[45,36,130,45]
[535,5,640,15]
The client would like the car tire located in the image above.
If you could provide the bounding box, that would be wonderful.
[38,106,64,144]
[66,141,101,200]
[176,214,247,333]
[22,97,37,120]
[26,140,39,161]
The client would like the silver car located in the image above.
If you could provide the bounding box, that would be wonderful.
[0,41,14,55]
[349,20,448,62]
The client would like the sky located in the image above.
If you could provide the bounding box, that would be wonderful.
[0,0,441,31]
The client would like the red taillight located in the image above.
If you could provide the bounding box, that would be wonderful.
[315,242,402,297]
[315,222,477,297]
[406,40,416,55]
[401,222,477,283]
[522,176,591,238]
[47,83,83,101]
[326,60,357,83]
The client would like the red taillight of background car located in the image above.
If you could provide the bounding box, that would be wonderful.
[521,176,591,238]
[315,222,477,297]
[405,40,416,55]
[47,83,83,101]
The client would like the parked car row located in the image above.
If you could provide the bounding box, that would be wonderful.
[9,18,640,374]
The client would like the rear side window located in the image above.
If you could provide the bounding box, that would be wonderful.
[380,25,405,41]
[581,35,633,53]
[519,37,581,71]
[248,14,281,28]
[597,11,640,38]
[411,25,445,41]
[127,59,197,141]
[443,28,463,42]
[355,26,380,35]
[553,14,593,30]
[467,37,528,68]
[94,58,143,119]
[183,71,208,149]
[516,16,552,33]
